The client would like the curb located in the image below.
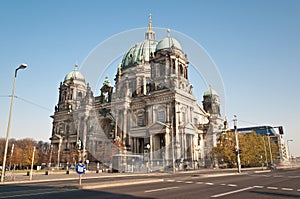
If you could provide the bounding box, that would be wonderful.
[65,179,164,190]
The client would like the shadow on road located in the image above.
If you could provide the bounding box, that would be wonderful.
[250,190,300,198]
[0,184,155,199]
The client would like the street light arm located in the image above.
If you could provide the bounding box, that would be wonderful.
[14,64,27,77]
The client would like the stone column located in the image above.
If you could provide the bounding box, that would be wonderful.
[165,128,170,165]
[82,117,88,163]
[150,135,153,165]
[183,130,187,159]
[175,102,181,159]
[122,110,127,146]
[114,113,118,139]
[175,58,178,75]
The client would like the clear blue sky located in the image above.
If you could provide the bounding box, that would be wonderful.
[1,0,299,157]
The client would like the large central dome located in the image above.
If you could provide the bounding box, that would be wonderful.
[120,14,157,70]
[120,15,183,70]
[120,39,158,69]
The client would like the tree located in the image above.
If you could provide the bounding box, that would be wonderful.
[213,131,279,168]
[36,141,50,165]
[0,138,50,169]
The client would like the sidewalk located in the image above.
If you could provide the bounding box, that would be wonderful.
[2,170,169,184]
[1,167,270,185]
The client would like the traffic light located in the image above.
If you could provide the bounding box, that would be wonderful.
[278,126,284,135]
[233,149,242,155]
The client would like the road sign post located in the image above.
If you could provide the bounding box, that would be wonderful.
[75,163,86,186]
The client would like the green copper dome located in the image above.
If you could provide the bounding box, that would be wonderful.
[156,36,182,51]
[203,88,219,97]
[120,39,158,69]
[64,69,85,83]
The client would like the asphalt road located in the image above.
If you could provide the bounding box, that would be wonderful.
[0,168,299,199]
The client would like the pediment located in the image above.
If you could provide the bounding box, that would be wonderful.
[184,122,196,130]
[50,134,63,141]
[148,121,167,130]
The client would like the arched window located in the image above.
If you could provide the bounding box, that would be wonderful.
[78,92,82,99]
[138,114,145,127]
[158,110,165,123]
[179,65,183,75]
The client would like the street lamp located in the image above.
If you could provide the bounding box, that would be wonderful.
[146,144,150,172]
[287,139,293,160]
[1,64,27,182]
[266,132,273,165]
[233,115,241,173]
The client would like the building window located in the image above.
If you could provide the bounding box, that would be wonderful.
[194,118,198,126]
[158,111,165,123]
[138,115,145,127]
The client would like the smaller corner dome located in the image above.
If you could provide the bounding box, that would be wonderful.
[64,69,85,82]
[156,37,182,52]
[204,88,219,97]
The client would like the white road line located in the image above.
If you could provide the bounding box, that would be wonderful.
[145,186,179,193]
[281,188,293,191]
[206,182,214,185]
[167,179,175,182]
[297,189,300,192]
[227,184,237,187]
[176,180,183,183]
[267,187,278,190]
[211,187,254,198]
[253,186,264,189]
[196,182,203,184]
[185,181,193,184]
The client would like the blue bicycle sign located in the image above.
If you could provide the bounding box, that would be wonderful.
[75,163,86,175]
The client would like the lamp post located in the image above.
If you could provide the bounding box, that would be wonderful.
[266,132,273,165]
[29,146,36,181]
[48,144,53,170]
[233,115,241,173]
[262,136,268,167]
[1,64,27,182]
[8,144,14,171]
[171,123,176,174]
[146,144,150,172]
[286,139,293,160]
[57,136,63,168]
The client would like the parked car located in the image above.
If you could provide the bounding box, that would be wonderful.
[267,163,277,170]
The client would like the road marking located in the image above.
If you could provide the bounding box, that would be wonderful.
[211,187,254,198]
[167,179,175,182]
[185,181,193,184]
[196,182,203,184]
[0,189,75,199]
[297,189,300,192]
[282,188,293,191]
[227,184,237,187]
[253,186,264,189]
[176,180,183,183]
[267,187,278,190]
[145,186,179,193]
[206,182,214,185]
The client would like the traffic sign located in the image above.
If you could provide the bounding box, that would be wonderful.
[75,163,86,175]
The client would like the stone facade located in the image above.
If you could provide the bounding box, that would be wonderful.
[49,16,223,171]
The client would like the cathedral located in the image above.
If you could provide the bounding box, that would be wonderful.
[49,15,224,172]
